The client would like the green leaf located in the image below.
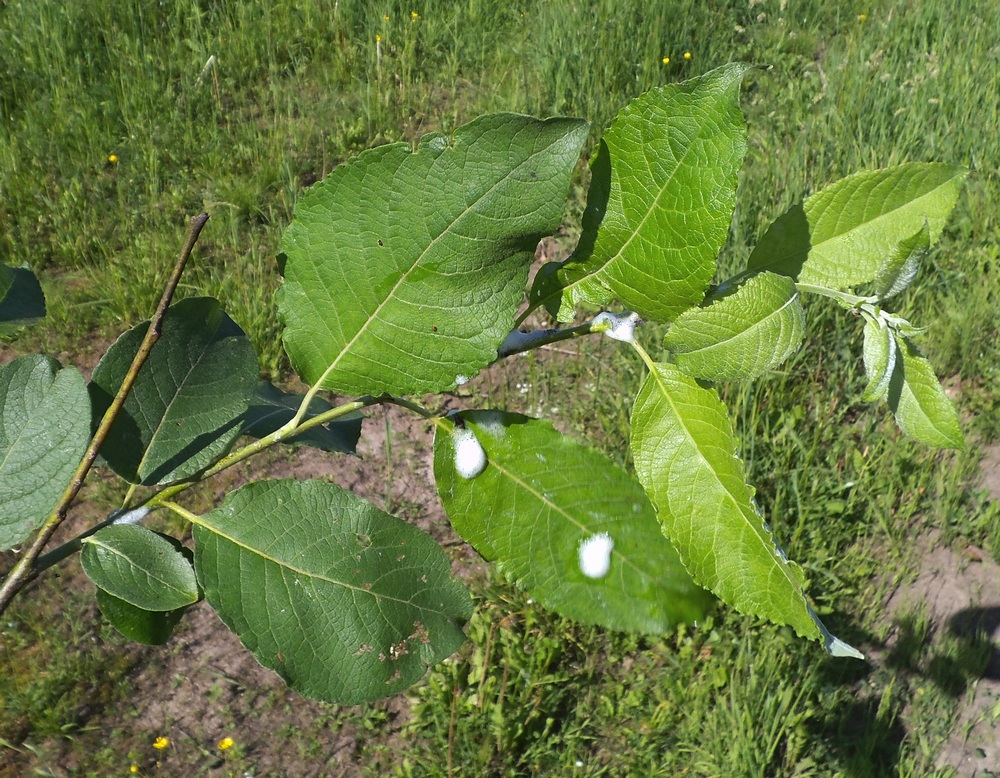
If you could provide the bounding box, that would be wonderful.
[861,314,896,402]
[81,525,199,611]
[193,479,472,704]
[240,382,362,454]
[871,222,930,300]
[887,334,963,449]
[529,63,750,322]
[277,114,588,396]
[630,362,860,656]
[89,297,259,485]
[664,272,805,381]
[0,355,90,551]
[0,262,45,336]
[96,589,188,645]
[432,411,713,633]
[747,163,967,289]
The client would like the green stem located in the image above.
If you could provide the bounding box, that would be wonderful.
[628,337,659,373]
[0,212,210,616]
[795,283,876,308]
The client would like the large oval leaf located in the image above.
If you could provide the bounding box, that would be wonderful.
[747,163,966,289]
[89,297,259,485]
[887,334,964,449]
[663,272,805,381]
[432,411,713,633]
[630,362,860,656]
[861,313,896,403]
[277,114,588,396]
[529,63,750,323]
[192,479,472,705]
[0,355,90,550]
[81,525,199,611]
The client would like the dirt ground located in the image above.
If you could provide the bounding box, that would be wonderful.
[2,332,999,775]
[881,442,1000,778]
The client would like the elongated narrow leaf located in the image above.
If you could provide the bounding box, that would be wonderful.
[277,115,588,396]
[664,272,804,381]
[861,314,896,402]
[630,363,860,656]
[0,355,90,550]
[240,382,362,454]
[748,163,966,289]
[529,63,750,323]
[872,222,930,300]
[81,525,199,611]
[96,589,188,645]
[432,411,712,633]
[193,479,472,704]
[0,262,45,336]
[89,297,259,485]
[887,334,963,449]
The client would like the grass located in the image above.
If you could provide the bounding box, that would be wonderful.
[2,0,1000,775]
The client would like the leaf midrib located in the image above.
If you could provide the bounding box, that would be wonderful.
[644,364,805,601]
[544,78,736,311]
[486,455,654,583]
[313,138,562,391]
[193,519,455,613]
[754,170,962,274]
[675,290,799,359]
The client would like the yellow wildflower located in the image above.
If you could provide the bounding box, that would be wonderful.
[683,51,692,60]
[153,737,170,750]
[108,154,119,164]
[858,13,867,20]
[130,766,139,774]
[411,11,419,20]
[218,737,235,751]
[383,14,390,22]
[376,33,382,42]
[662,57,670,64]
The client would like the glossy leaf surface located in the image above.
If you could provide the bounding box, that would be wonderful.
[748,163,966,289]
[630,362,859,655]
[663,272,805,381]
[96,589,188,645]
[0,355,90,550]
[529,63,749,322]
[433,411,713,633]
[861,314,896,402]
[887,334,964,449]
[872,222,930,300]
[278,114,588,396]
[240,382,362,454]
[89,297,258,485]
[193,479,472,704]
[81,525,199,611]
[0,262,45,336]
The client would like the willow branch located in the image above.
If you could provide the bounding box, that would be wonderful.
[0,213,210,614]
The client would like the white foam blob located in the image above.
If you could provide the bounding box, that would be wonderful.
[578,532,614,578]
[592,311,641,343]
[455,374,470,386]
[452,427,487,479]
[111,506,151,526]
[474,410,507,440]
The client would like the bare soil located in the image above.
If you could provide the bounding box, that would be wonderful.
[880,441,1000,778]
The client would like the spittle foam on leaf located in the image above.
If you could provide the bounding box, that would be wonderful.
[593,311,640,343]
[578,532,614,578]
[452,427,487,479]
